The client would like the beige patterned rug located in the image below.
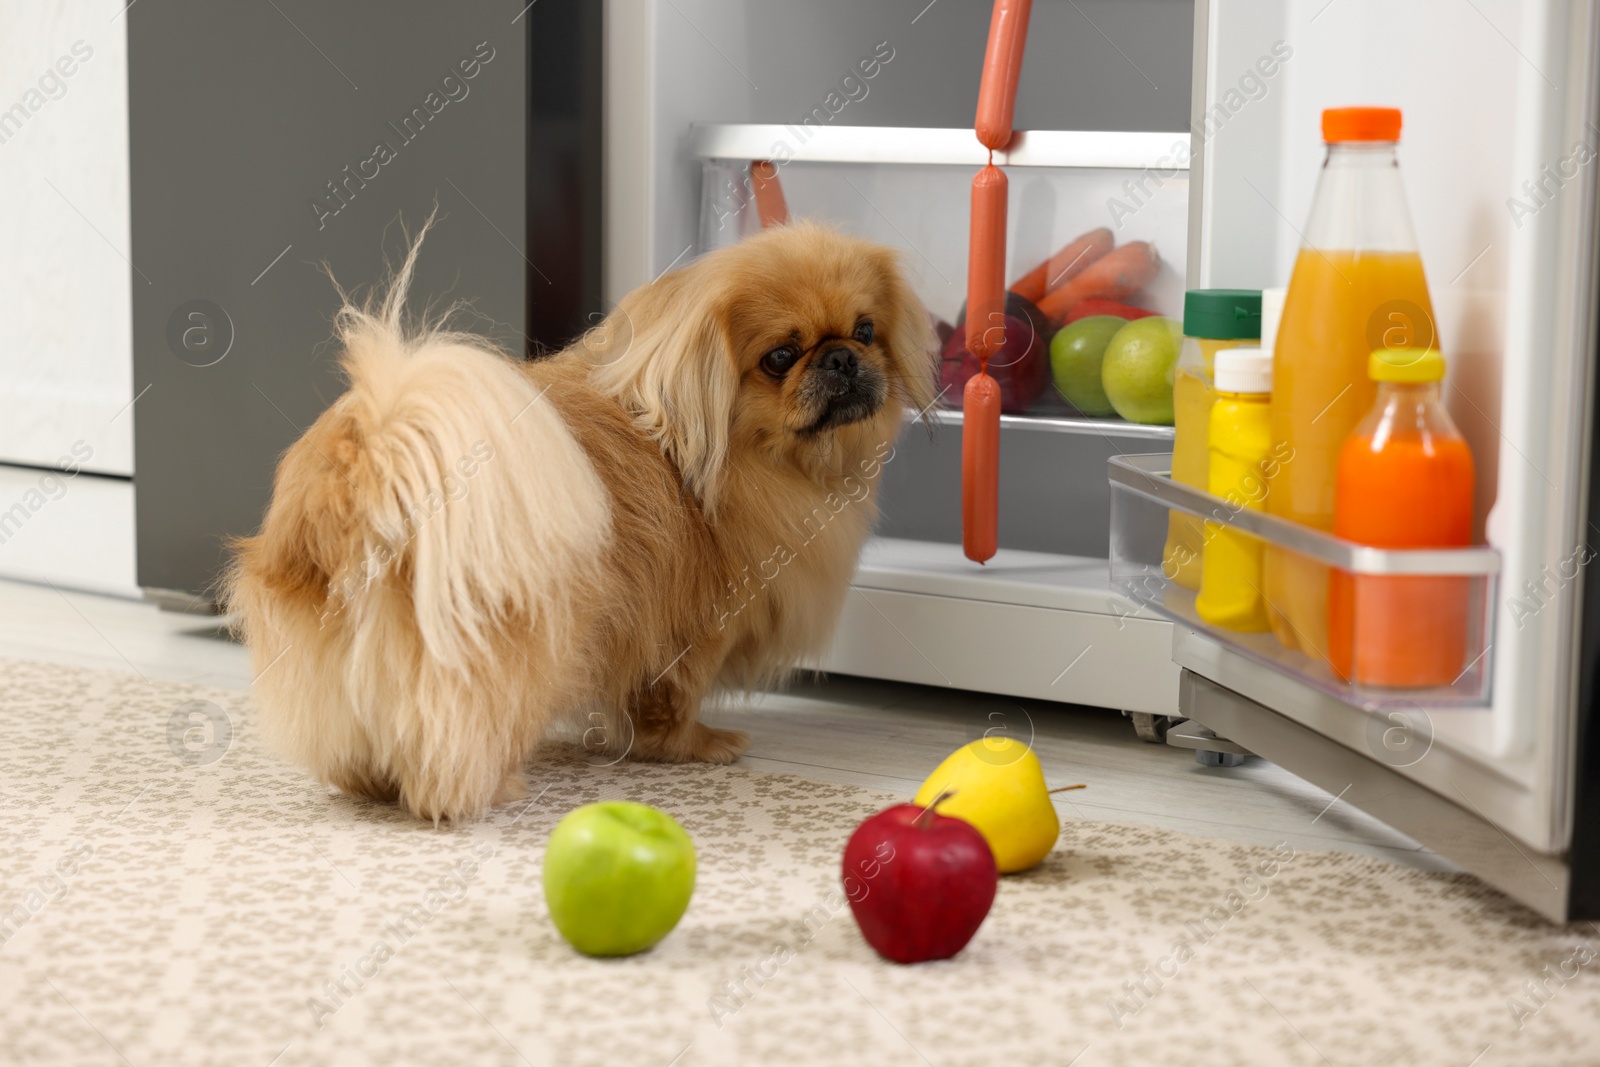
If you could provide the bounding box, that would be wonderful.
[2,657,1598,1066]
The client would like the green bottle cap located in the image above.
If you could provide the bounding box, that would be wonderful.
[1183,289,1263,340]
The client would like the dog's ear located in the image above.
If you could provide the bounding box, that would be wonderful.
[585,268,738,514]
[870,245,939,418]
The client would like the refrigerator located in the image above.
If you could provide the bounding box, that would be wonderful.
[603,0,1600,921]
[125,0,601,603]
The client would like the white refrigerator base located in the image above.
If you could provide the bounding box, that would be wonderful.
[819,538,1180,715]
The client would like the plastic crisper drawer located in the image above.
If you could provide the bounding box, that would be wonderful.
[1108,454,1501,709]
[691,125,1189,425]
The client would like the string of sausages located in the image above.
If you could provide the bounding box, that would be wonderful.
[962,0,1032,563]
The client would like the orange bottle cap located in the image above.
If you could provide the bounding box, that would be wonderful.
[1322,107,1402,143]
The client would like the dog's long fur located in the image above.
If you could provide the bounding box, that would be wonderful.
[226,222,935,821]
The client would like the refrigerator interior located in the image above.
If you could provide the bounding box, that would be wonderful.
[604,0,1203,719]
[1193,0,1600,852]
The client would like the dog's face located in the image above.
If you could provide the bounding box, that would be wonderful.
[720,235,914,444]
[588,224,935,509]
[738,303,888,439]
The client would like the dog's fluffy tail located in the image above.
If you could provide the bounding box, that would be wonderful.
[320,246,609,669]
[226,222,610,818]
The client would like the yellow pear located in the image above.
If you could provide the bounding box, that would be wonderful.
[913,738,1066,873]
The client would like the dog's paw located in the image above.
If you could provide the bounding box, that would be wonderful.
[328,767,400,804]
[686,723,751,764]
[493,771,530,806]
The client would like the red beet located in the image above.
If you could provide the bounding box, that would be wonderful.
[842,800,997,964]
[940,293,1052,414]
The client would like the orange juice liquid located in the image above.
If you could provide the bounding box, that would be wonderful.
[1263,249,1437,658]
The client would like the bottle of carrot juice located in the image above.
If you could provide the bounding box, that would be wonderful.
[1328,348,1474,687]
[1264,107,1438,660]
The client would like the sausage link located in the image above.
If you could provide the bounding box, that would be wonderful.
[974,0,1034,150]
[964,163,1009,363]
[962,372,1002,563]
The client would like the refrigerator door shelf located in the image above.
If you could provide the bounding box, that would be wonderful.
[1108,453,1501,709]
[819,537,1180,716]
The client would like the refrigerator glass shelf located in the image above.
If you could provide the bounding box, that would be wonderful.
[693,127,1190,427]
[918,406,1174,441]
[1108,453,1500,710]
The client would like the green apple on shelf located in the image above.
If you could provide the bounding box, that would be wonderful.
[1049,315,1126,417]
[1102,316,1182,425]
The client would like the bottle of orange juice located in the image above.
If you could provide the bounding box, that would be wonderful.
[1264,107,1439,660]
[1328,348,1474,686]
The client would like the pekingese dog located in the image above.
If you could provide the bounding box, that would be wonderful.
[227,221,935,821]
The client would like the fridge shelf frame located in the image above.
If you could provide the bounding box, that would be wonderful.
[1108,453,1502,712]
[916,407,1175,441]
[687,124,1191,171]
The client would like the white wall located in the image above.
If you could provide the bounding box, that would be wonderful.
[0,0,137,595]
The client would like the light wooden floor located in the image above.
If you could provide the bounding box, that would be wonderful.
[0,576,1453,871]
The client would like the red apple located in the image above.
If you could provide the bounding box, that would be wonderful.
[842,796,997,964]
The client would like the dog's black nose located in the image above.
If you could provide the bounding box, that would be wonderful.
[819,346,859,377]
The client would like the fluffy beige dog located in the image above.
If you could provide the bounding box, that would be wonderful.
[227,222,935,821]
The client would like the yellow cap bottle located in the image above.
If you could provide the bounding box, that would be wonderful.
[1195,347,1275,632]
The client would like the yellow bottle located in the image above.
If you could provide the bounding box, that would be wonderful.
[1196,347,1274,631]
[1163,290,1262,588]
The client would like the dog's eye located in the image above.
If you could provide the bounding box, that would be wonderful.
[761,345,800,377]
[853,321,875,345]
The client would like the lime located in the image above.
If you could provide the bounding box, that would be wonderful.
[1049,316,1126,416]
[1102,316,1182,424]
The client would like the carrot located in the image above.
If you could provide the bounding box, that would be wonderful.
[1036,241,1161,324]
[1010,227,1114,304]
[1063,298,1159,324]
[962,372,1001,563]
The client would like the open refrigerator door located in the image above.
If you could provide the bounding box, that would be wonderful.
[1155,0,1600,919]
